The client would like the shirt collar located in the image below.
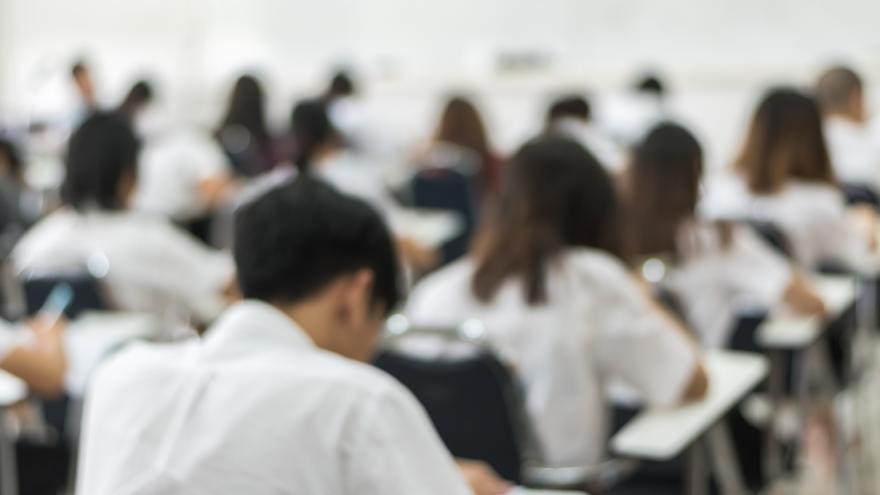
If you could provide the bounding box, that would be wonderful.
[200,300,316,360]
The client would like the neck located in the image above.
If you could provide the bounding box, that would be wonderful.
[272,300,335,350]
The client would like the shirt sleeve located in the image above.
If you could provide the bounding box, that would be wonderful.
[344,383,473,495]
[586,255,699,407]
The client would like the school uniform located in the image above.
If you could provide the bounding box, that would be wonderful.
[406,248,698,468]
[76,300,471,495]
[700,171,874,272]
[824,116,880,192]
[662,220,793,349]
[549,117,626,172]
[12,209,232,323]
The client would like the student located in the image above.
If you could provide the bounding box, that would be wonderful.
[603,72,668,146]
[0,138,40,257]
[76,177,508,495]
[407,136,708,468]
[622,122,825,348]
[417,96,503,198]
[216,74,277,177]
[115,80,154,125]
[815,66,880,196]
[70,60,98,113]
[545,94,625,172]
[12,113,233,325]
[701,88,876,272]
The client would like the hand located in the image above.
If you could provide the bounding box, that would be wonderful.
[457,459,512,495]
[397,237,440,272]
[24,316,66,352]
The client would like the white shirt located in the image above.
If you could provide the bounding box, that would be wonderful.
[700,172,874,272]
[406,249,698,468]
[136,128,231,221]
[76,301,471,495]
[663,221,792,349]
[550,117,626,172]
[824,116,880,191]
[12,209,233,323]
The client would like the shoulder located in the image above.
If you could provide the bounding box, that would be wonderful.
[561,247,631,282]
[88,340,198,399]
[407,259,477,320]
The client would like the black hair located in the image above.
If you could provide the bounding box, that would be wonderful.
[0,138,24,182]
[234,176,401,314]
[217,74,270,146]
[546,95,591,126]
[290,99,336,171]
[326,71,356,100]
[71,61,88,78]
[116,80,154,122]
[61,113,140,211]
[635,75,665,96]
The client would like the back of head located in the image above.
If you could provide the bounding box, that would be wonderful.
[116,80,154,122]
[545,95,591,128]
[472,136,617,304]
[290,99,336,171]
[219,74,269,144]
[326,71,356,100]
[62,112,140,211]
[435,96,490,158]
[71,60,88,80]
[815,66,863,118]
[234,177,400,313]
[626,122,703,258]
[635,74,665,97]
[734,87,834,194]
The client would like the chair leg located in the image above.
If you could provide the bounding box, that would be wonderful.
[0,408,18,495]
[707,423,748,494]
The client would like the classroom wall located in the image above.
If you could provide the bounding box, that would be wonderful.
[2,0,880,168]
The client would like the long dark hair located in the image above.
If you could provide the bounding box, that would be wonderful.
[217,74,270,147]
[472,136,618,304]
[733,87,834,194]
[624,122,704,259]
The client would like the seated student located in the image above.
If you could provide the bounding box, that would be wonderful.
[406,136,708,469]
[115,80,154,126]
[622,122,825,348]
[545,94,625,172]
[0,138,41,257]
[701,87,877,272]
[816,66,880,197]
[215,74,278,177]
[12,113,233,325]
[76,177,509,495]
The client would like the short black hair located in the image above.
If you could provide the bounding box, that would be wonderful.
[71,61,88,78]
[61,112,140,211]
[327,71,355,98]
[234,177,401,314]
[290,99,336,171]
[635,75,665,96]
[546,95,591,125]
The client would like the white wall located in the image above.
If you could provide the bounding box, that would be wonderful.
[3,0,880,168]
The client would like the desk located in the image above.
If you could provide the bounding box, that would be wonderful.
[389,208,464,248]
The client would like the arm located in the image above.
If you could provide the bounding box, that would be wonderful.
[782,274,826,317]
[1,319,66,398]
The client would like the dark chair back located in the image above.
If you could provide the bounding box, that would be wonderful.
[411,168,477,265]
[747,221,794,259]
[841,182,880,209]
[23,274,110,320]
[373,349,529,483]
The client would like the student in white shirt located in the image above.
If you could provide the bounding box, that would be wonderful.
[12,113,233,325]
[816,66,880,196]
[76,177,508,495]
[545,95,625,173]
[701,88,877,272]
[621,122,825,348]
[407,136,708,469]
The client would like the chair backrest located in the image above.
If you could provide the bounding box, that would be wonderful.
[747,220,793,259]
[23,274,110,319]
[841,182,880,209]
[373,348,529,483]
[411,168,478,265]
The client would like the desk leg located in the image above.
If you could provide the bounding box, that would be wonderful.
[707,423,746,494]
[685,441,708,495]
[0,408,17,495]
[765,349,784,482]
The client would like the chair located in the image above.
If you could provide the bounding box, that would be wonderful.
[22,274,111,320]
[411,167,478,266]
[747,220,794,260]
[841,182,880,209]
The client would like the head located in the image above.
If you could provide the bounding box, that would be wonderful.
[116,80,154,122]
[546,95,591,129]
[625,122,704,258]
[234,177,401,361]
[325,71,356,101]
[290,99,338,171]
[219,74,269,144]
[635,74,665,98]
[472,136,618,304]
[61,113,140,211]
[734,87,834,194]
[0,138,24,183]
[816,66,864,122]
[435,96,490,158]
[71,61,96,104]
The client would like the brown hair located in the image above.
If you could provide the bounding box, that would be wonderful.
[472,136,618,304]
[733,88,835,194]
[816,66,862,116]
[435,96,491,162]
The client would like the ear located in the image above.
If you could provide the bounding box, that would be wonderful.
[336,268,374,328]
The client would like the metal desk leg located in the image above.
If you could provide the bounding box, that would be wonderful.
[0,408,17,495]
[707,423,747,494]
[765,349,785,482]
[685,440,708,495]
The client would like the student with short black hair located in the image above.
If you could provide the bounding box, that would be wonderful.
[407,136,707,468]
[544,94,624,172]
[76,177,506,494]
[12,113,233,325]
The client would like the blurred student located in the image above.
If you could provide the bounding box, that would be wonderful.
[622,122,824,348]
[216,74,277,177]
[77,177,508,495]
[115,80,154,126]
[70,60,98,114]
[407,136,707,468]
[545,94,624,172]
[0,138,41,257]
[12,113,233,325]
[701,88,876,272]
[604,73,668,146]
[416,96,503,198]
[816,66,880,197]
[322,71,363,148]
